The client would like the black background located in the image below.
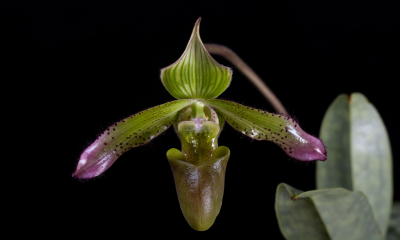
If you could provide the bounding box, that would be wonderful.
[3,0,399,238]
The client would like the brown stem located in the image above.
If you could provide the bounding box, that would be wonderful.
[204,43,287,115]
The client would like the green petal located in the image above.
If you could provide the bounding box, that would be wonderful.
[317,93,392,236]
[275,183,383,240]
[72,99,195,179]
[167,146,230,231]
[203,99,327,161]
[160,18,232,99]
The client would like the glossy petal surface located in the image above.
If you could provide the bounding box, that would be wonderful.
[161,18,232,99]
[167,146,230,231]
[317,93,392,236]
[203,99,326,161]
[73,99,195,179]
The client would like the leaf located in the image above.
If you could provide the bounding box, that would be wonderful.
[160,18,232,99]
[316,95,352,189]
[387,202,400,240]
[275,183,383,240]
[317,93,392,235]
[72,99,195,179]
[203,99,327,161]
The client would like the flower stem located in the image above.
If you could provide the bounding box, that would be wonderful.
[204,43,287,115]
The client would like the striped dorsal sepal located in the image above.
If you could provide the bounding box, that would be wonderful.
[160,18,232,99]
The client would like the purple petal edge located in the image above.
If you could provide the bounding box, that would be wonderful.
[285,131,327,161]
[72,138,118,179]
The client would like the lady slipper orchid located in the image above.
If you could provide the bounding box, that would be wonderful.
[72,18,327,231]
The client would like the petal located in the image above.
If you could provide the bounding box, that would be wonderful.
[167,146,230,231]
[160,17,232,99]
[72,99,195,179]
[203,99,327,161]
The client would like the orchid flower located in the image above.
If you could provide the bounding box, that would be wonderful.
[72,18,327,231]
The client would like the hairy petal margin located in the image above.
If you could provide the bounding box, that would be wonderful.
[203,99,327,161]
[73,99,195,179]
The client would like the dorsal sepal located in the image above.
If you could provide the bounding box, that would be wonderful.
[160,18,232,99]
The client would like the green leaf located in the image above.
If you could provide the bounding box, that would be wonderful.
[317,95,352,190]
[317,93,392,235]
[160,18,232,99]
[275,183,383,240]
[203,99,327,161]
[387,202,400,240]
[72,99,195,179]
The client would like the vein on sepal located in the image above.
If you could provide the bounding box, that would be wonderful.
[160,17,232,99]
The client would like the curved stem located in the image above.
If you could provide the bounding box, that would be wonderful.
[204,43,287,115]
